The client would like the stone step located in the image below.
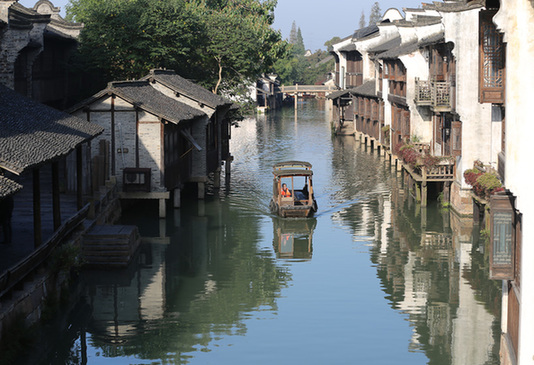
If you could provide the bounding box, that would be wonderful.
[82,225,140,268]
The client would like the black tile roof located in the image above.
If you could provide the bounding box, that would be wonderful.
[338,43,357,52]
[69,80,207,125]
[142,69,232,109]
[423,0,483,12]
[9,3,50,29]
[326,89,350,100]
[348,81,377,98]
[109,81,207,123]
[374,32,444,59]
[368,36,402,54]
[353,24,379,40]
[0,175,22,198]
[0,84,103,175]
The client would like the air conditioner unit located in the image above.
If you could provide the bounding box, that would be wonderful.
[125,171,145,185]
[123,168,151,192]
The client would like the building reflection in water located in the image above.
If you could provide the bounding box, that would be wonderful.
[368,174,501,364]
[61,198,291,364]
[327,137,500,364]
[272,217,316,260]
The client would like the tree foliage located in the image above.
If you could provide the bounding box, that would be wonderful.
[289,20,298,44]
[324,36,341,52]
[294,27,305,54]
[369,2,382,25]
[66,0,289,94]
[359,10,366,29]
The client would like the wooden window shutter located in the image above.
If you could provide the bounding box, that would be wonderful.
[402,110,410,137]
[479,10,505,103]
[452,121,462,156]
[489,192,516,280]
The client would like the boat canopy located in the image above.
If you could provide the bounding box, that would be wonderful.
[272,169,313,177]
[273,161,312,170]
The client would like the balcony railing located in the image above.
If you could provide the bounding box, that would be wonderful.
[414,78,452,112]
[415,79,433,106]
[434,81,451,111]
[423,161,455,181]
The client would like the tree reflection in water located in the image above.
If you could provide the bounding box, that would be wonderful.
[23,101,500,365]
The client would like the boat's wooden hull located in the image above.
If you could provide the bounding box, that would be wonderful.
[269,199,317,218]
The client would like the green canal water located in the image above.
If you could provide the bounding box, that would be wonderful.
[29,100,501,364]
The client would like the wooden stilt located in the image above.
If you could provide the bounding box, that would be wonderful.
[159,198,166,218]
[173,188,181,209]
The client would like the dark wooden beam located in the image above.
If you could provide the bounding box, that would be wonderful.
[52,161,61,230]
[77,146,83,210]
[33,168,42,248]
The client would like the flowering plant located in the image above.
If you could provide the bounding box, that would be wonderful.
[463,168,504,199]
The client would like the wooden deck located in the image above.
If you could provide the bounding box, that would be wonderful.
[0,168,81,275]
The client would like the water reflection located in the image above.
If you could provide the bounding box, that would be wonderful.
[272,217,316,260]
[24,100,501,365]
[367,181,501,364]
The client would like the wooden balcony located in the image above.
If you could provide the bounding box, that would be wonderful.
[414,78,453,112]
[423,161,455,181]
[415,78,433,106]
[433,81,452,112]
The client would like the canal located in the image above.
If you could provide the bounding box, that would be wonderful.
[27,100,501,364]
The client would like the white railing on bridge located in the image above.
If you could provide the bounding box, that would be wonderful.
[281,84,338,94]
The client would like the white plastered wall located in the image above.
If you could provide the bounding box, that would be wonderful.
[441,9,495,189]
[494,2,534,364]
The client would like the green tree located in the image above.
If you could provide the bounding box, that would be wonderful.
[293,27,305,55]
[359,10,366,29]
[289,20,298,44]
[324,36,341,52]
[66,0,289,94]
[369,2,382,25]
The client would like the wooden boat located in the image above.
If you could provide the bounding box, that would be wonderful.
[269,161,318,218]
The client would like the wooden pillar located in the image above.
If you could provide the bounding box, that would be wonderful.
[225,156,232,178]
[76,145,83,210]
[444,181,451,203]
[416,182,422,203]
[173,188,181,209]
[159,198,166,218]
[159,218,166,237]
[214,167,221,189]
[422,181,428,207]
[421,207,427,231]
[198,182,205,200]
[33,168,42,248]
[52,161,61,230]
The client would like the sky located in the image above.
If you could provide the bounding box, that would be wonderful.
[19,0,428,51]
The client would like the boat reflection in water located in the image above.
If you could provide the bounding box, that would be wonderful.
[272,217,316,260]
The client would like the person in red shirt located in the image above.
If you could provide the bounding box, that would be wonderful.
[281,183,291,197]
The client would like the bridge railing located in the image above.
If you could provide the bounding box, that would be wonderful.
[281,85,339,93]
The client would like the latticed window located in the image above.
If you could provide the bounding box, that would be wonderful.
[479,11,505,103]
